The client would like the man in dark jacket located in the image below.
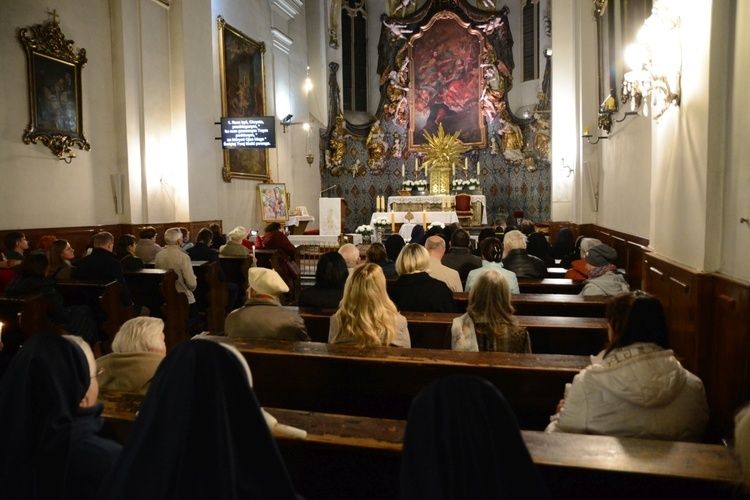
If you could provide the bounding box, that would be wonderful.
[76,232,148,316]
[187,228,240,311]
[441,229,482,282]
[501,230,547,279]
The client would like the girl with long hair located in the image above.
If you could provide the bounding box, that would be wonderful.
[47,239,76,280]
[452,269,530,353]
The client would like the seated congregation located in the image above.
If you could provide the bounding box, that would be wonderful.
[0,223,747,498]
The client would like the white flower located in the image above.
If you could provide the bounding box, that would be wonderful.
[429,222,445,229]
[415,180,428,187]
[403,180,415,187]
[355,225,374,234]
[373,218,389,228]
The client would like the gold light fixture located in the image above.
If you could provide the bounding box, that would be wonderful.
[59,148,76,164]
[621,2,681,121]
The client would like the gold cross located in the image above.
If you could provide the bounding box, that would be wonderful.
[46,8,60,24]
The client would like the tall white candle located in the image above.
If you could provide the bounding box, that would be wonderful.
[452,163,456,176]
[464,157,468,171]
[477,161,480,178]
[402,163,405,178]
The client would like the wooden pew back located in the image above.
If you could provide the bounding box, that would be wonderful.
[298,308,609,356]
[219,255,254,297]
[518,278,584,294]
[99,391,743,500]
[233,339,588,428]
[0,294,58,357]
[453,292,610,317]
[124,269,189,349]
[192,261,227,334]
[56,280,134,346]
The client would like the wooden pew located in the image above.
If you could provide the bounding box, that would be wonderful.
[298,308,609,356]
[518,278,584,294]
[0,294,59,357]
[192,261,228,334]
[124,269,189,350]
[453,292,610,318]
[233,339,588,428]
[56,280,134,345]
[255,248,301,305]
[99,391,743,500]
[219,255,254,296]
[546,266,569,278]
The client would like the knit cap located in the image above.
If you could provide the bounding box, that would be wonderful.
[586,244,617,267]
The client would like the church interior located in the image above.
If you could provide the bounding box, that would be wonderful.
[1,0,750,496]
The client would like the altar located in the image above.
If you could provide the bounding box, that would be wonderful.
[387,195,487,225]
[369,211,459,227]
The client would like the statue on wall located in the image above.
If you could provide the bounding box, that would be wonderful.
[366,121,388,174]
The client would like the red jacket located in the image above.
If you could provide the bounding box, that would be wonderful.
[565,259,588,281]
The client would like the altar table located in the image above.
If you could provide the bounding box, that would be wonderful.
[387,195,487,225]
[284,215,315,235]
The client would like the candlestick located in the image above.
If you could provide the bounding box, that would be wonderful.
[391,210,396,232]
[422,210,427,230]
[583,127,591,136]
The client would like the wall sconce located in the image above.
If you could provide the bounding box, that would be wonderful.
[621,3,681,121]
[281,114,307,133]
[561,157,574,177]
[304,122,314,165]
[581,127,609,145]
[59,148,76,164]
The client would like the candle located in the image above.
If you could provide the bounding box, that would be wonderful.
[0,321,3,344]
[464,157,468,171]
[402,163,405,178]
[452,163,456,177]
[391,210,396,232]
[424,163,428,176]
[422,210,427,230]
[583,127,591,136]
[415,157,420,171]
[477,161,480,177]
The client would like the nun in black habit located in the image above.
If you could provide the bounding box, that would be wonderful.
[103,338,299,500]
[400,375,550,499]
[0,334,122,499]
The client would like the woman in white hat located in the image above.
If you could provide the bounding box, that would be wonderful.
[219,226,251,257]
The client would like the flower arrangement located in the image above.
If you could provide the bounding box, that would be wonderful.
[373,218,389,229]
[414,179,429,190]
[467,178,480,188]
[402,180,415,189]
[428,221,445,230]
[355,225,373,236]
[451,178,480,190]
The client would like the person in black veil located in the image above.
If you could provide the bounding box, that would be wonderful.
[103,338,299,500]
[400,375,549,499]
[384,233,405,262]
[0,334,121,499]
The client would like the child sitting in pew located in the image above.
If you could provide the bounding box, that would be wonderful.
[546,291,709,441]
[452,269,531,353]
[329,263,411,348]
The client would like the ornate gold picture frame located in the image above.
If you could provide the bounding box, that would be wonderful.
[218,16,270,182]
[19,20,90,157]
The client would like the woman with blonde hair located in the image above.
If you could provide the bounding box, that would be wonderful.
[452,269,531,353]
[387,243,457,313]
[329,263,410,348]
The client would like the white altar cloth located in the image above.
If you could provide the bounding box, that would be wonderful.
[285,215,315,227]
[288,234,362,246]
[387,195,487,224]
[369,211,459,227]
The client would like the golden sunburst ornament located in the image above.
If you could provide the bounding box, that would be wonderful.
[418,123,468,170]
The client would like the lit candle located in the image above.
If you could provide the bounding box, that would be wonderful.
[583,127,591,136]
[422,210,427,230]
[402,163,405,178]
[0,321,3,344]
[391,210,396,232]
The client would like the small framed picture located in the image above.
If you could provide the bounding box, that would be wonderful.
[258,183,289,222]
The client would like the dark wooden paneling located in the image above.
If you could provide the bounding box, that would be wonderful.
[709,274,750,439]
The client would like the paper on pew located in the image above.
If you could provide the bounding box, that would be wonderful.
[263,409,307,439]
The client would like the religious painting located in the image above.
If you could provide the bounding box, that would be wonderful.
[19,20,90,157]
[258,183,289,223]
[218,16,269,182]
[595,0,619,128]
[408,11,486,150]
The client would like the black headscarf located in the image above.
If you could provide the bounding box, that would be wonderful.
[0,334,90,498]
[384,234,406,262]
[410,225,425,245]
[551,227,576,259]
[526,232,555,267]
[104,339,298,500]
[400,375,549,500]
